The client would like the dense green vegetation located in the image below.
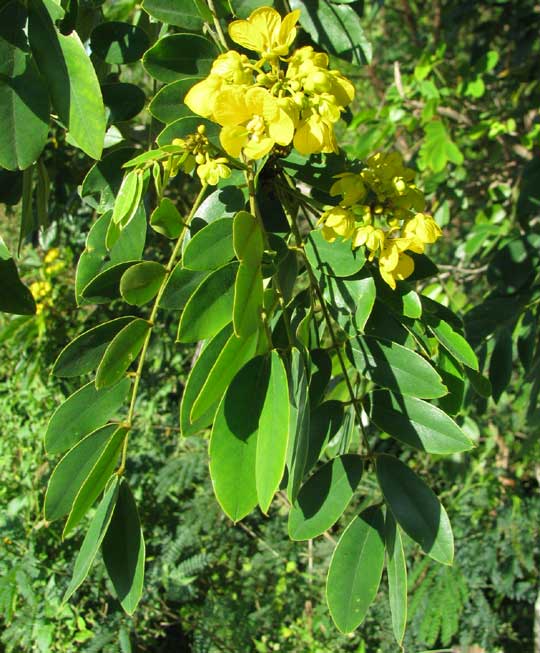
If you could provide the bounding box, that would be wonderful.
[1,1,539,651]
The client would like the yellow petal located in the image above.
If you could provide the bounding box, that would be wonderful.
[293,117,324,155]
[245,86,269,116]
[244,136,274,160]
[279,9,301,48]
[213,87,251,126]
[220,125,248,158]
[184,77,222,118]
[268,109,294,146]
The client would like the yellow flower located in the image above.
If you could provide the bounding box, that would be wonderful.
[402,213,442,253]
[184,51,253,119]
[330,173,366,206]
[214,86,295,160]
[228,6,301,59]
[320,206,356,242]
[352,225,385,254]
[43,248,60,264]
[197,157,231,186]
[30,280,52,300]
[378,239,415,289]
[293,112,337,155]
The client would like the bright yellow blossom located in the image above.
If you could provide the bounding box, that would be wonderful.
[197,156,231,186]
[378,239,415,289]
[402,213,442,253]
[330,173,366,206]
[214,86,295,160]
[319,206,356,242]
[228,7,301,59]
[43,248,60,264]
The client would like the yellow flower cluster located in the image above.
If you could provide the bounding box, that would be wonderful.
[184,6,354,160]
[30,280,52,315]
[320,152,442,288]
[169,125,231,186]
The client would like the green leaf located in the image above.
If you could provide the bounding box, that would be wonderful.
[28,2,106,159]
[0,257,36,315]
[326,507,385,633]
[180,324,232,436]
[45,379,131,454]
[149,77,202,124]
[370,391,474,454]
[156,115,220,149]
[210,355,270,521]
[142,0,206,30]
[291,0,372,65]
[112,170,143,226]
[102,83,146,123]
[52,317,136,377]
[80,148,136,212]
[256,351,290,513]
[288,454,363,541]
[349,336,447,399]
[190,328,259,422]
[90,21,149,65]
[160,263,208,311]
[286,348,311,502]
[233,262,264,338]
[305,230,365,278]
[419,121,464,173]
[95,319,150,389]
[233,211,264,266]
[143,33,218,83]
[305,400,344,472]
[81,260,139,303]
[63,427,128,537]
[385,512,407,646]
[102,480,145,615]
[194,185,247,223]
[183,218,234,271]
[0,8,50,170]
[376,454,454,565]
[354,276,376,332]
[429,318,478,371]
[177,261,238,343]
[63,477,120,603]
[120,262,166,307]
[150,198,183,239]
[45,424,119,521]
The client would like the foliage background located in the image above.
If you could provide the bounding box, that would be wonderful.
[1,0,540,651]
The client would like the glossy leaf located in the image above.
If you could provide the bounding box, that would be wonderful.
[429,318,478,370]
[95,319,150,389]
[81,261,139,303]
[326,506,385,633]
[112,170,142,226]
[286,349,311,502]
[102,480,145,615]
[28,3,106,159]
[90,21,149,64]
[63,427,128,537]
[233,263,264,338]
[233,211,264,266]
[256,351,290,513]
[63,477,120,603]
[349,336,447,399]
[45,424,119,521]
[45,379,131,454]
[354,276,377,332]
[190,328,259,422]
[180,325,232,436]
[376,454,454,565]
[160,263,208,310]
[305,400,344,473]
[0,257,36,315]
[120,262,166,306]
[177,262,238,343]
[489,327,513,403]
[149,77,202,124]
[210,356,270,521]
[80,148,136,213]
[385,512,407,645]
[289,455,363,541]
[305,230,366,278]
[150,198,183,239]
[370,391,474,454]
[0,7,50,170]
[52,317,136,377]
[183,218,235,271]
[102,83,146,123]
[143,33,218,83]
[142,0,207,30]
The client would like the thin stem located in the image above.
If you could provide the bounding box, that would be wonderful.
[117,184,209,475]
[206,0,229,51]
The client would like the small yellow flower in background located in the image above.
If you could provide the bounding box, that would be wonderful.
[228,7,301,59]
[319,151,442,289]
[197,156,231,186]
[30,280,52,300]
[43,248,60,264]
